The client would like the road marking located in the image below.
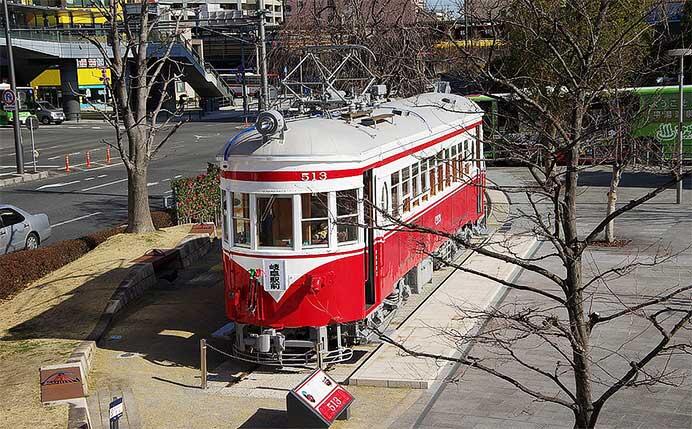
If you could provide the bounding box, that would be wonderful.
[97,174,108,178]
[81,178,127,191]
[162,178,171,182]
[147,182,159,186]
[91,127,102,129]
[52,212,103,227]
[47,155,61,160]
[36,180,81,190]
[174,175,182,178]
[84,177,95,181]
[164,190,173,194]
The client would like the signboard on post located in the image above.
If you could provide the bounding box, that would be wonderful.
[109,397,124,421]
[39,364,86,403]
[2,89,16,110]
[287,369,354,428]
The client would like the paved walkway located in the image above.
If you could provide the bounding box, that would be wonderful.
[349,204,537,388]
[392,167,692,429]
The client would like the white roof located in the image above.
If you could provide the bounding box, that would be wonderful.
[222,93,483,164]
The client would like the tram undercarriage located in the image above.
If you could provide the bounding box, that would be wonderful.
[228,221,487,367]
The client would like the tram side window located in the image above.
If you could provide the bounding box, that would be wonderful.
[412,162,420,208]
[464,141,471,175]
[257,195,294,248]
[232,192,250,247]
[444,148,452,186]
[391,171,400,218]
[336,189,358,244]
[421,159,429,202]
[436,151,444,192]
[450,145,458,182]
[429,157,437,197]
[302,193,329,247]
[401,166,411,214]
[222,190,229,244]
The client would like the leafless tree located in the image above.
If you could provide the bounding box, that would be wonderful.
[82,0,186,233]
[357,1,692,428]
[277,0,438,96]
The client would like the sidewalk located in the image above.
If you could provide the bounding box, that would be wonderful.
[349,219,538,389]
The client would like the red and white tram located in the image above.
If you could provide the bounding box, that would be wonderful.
[219,92,486,365]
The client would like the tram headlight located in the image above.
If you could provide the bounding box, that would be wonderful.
[255,110,285,137]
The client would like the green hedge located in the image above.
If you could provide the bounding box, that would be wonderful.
[171,163,221,224]
[0,211,176,300]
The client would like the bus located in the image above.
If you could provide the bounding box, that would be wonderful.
[0,84,37,126]
[468,85,692,163]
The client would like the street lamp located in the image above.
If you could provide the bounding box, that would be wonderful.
[2,0,24,174]
[667,48,692,204]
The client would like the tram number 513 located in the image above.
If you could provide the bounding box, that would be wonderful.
[301,172,328,181]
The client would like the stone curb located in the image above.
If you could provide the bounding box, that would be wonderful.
[0,171,49,188]
[66,230,213,429]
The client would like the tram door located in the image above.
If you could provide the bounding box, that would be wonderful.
[363,169,376,307]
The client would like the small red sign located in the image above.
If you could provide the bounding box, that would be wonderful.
[292,369,354,424]
[316,386,353,422]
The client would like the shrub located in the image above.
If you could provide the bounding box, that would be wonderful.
[171,163,220,224]
[0,209,177,300]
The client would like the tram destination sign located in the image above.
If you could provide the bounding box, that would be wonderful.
[286,369,354,427]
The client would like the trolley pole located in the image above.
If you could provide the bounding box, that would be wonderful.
[2,0,24,174]
[200,339,207,390]
[257,1,269,111]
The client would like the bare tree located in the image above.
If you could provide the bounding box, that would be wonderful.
[278,0,438,96]
[361,1,692,428]
[83,0,186,233]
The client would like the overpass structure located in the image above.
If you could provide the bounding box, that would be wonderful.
[0,13,256,119]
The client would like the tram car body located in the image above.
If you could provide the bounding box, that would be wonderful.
[219,92,486,365]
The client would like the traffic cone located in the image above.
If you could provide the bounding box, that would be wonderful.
[86,151,91,169]
[106,147,111,164]
[65,155,70,173]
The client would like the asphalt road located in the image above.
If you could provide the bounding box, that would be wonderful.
[0,121,240,243]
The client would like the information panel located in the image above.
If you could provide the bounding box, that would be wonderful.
[289,369,354,426]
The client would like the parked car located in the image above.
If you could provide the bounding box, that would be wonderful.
[34,100,65,125]
[0,204,51,255]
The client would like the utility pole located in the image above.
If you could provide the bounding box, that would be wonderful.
[257,0,269,111]
[668,49,692,204]
[2,0,24,174]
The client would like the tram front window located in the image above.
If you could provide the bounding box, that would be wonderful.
[257,196,294,248]
[301,193,329,247]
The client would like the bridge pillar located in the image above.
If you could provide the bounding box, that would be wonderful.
[60,60,80,121]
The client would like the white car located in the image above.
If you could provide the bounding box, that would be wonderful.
[0,204,52,254]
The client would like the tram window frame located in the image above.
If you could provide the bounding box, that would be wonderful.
[421,159,429,202]
[256,194,294,249]
[221,190,230,244]
[401,166,411,214]
[391,171,400,218]
[444,148,452,186]
[336,189,359,245]
[450,145,458,182]
[231,192,251,248]
[301,192,330,248]
[412,162,420,208]
[429,157,437,197]
[436,151,444,192]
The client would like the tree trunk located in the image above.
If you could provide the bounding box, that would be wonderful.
[127,165,155,233]
[604,164,622,243]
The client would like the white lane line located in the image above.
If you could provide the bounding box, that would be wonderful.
[174,175,182,178]
[52,212,103,227]
[47,155,61,160]
[164,190,173,194]
[36,180,81,190]
[97,174,108,178]
[84,177,95,181]
[162,178,171,182]
[91,127,102,130]
[81,178,127,191]
[147,182,159,187]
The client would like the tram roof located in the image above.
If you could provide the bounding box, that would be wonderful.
[221,93,483,163]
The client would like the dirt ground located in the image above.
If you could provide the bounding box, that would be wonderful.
[0,225,192,429]
[88,243,424,429]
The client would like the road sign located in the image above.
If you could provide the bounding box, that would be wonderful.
[287,369,354,427]
[2,89,16,109]
[109,397,124,421]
